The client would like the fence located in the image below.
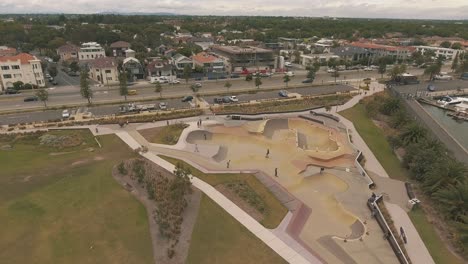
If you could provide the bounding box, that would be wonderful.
[345,127,375,189]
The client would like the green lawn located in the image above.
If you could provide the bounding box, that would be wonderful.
[0,131,153,264]
[139,123,189,145]
[340,103,463,264]
[409,208,464,264]
[339,103,409,181]
[186,194,287,264]
[160,155,287,229]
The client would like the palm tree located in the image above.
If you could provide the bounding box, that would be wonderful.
[422,159,466,193]
[399,124,427,146]
[433,182,468,221]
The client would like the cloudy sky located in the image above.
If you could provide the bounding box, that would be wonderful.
[0,0,467,19]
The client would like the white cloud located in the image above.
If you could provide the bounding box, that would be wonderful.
[0,0,467,19]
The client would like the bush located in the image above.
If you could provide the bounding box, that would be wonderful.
[117,161,127,175]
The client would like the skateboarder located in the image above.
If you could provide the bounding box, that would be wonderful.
[275,168,278,177]
[266,148,270,158]
[227,160,231,168]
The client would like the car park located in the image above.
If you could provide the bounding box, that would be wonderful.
[213,98,223,104]
[159,102,167,110]
[62,109,70,118]
[278,90,288,97]
[302,78,313,83]
[182,96,194,102]
[23,96,38,102]
[229,96,239,102]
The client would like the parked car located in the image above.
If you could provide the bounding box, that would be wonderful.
[23,96,38,102]
[433,74,453,80]
[229,96,239,102]
[230,74,240,78]
[285,71,295,77]
[302,78,313,83]
[182,96,194,102]
[278,90,288,97]
[68,71,78,76]
[363,67,373,71]
[260,72,272,77]
[337,65,346,71]
[427,84,436,91]
[222,96,231,103]
[195,77,203,81]
[159,102,167,110]
[327,68,336,73]
[285,62,292,67]
[45,73,51,78]
[128,90,138,95]
[48,77,54,82]
[213,98,223,104]
[5,88,20,94]
[62,109,70,118]
[194,83,202,88]
[169,79,180,84]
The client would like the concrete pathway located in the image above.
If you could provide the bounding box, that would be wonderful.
[115,131,316,264]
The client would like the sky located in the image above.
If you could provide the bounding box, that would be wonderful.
[0,0,467,20]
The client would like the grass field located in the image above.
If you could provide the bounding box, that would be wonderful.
[139,123,189,145]
[0,130,153,264]
[186,194,287,264]
[409,208,464,264]
[160,155,287,229]
[339,103,409,181]
[340,103,462,264]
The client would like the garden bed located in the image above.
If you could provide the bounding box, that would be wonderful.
[138,123,189,145]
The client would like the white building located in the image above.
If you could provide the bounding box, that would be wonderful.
[300,53,339,66]
[78,42,106,61]
[414,46,463,61]
[0,53,45,90]
[88,57,119,85]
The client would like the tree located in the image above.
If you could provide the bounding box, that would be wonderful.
[80,70,93,104]
[440,41,452,48]
[119,71,128,100]
[154,82,163,97]
[245,74,253,82]
[48,64,58,78]
[12,81,24,90]
[69,61,80,73]
[183,64,192,85]
[433,182,468,221]
[451,42,462,50]
[254,75,262,89]
[35,88,49,107]
[283,74,291,87]
[331,71,340,83]
[224,81,232,92]
[424,64,441,80]
[451,55,459,72]
[378,62,386,78]
[400,124,427,146]
[191,83,200,93]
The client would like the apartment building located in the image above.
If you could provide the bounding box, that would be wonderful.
[414,46,463,61]
[211,45,274,73]
[0,53,45,91]
[88,57,119,85]
[78,42,106,61]
[350,42,413,61]
[191,52,225,73]
[110,41,131,57]
[57,44,79,61]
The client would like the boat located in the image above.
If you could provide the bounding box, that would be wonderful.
[437,96,468,107]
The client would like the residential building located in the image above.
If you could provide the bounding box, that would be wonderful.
[211,45,275,73]
[0,46,17,57]
[172,54,193,71]
[330,46,373,62]
[147,58,173,77]
[122,57,145,80]
[314,38,334,53]
[57,44,79,61]
[350,42,413,60]
[191,52,225,73]
[88,57,119,85]
[110,41,131,57]
[78,42,106,61]
[414,46,463,61]
[125,49,136,58]
[0,53,45,90]
[278,37,301,49]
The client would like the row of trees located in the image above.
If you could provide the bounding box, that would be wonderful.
[363,93,468,256]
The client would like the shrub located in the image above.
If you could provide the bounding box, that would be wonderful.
[117,161,127,175]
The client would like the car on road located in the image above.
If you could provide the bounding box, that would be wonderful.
[222,96,231,103]
[285,62,292,67]
[230,74,240,78]
[363,67,373,71]
[302,78,313,83]
[285,71,295,77]
[427,84,436,91]
[68,71,79,76]
[182,96,194,102]
[128,90,138,95]
[23,96,38,102]
[433,73,453,80]
[45,73,51,78]
[62,109,70,118]
[169,79,180,84]
[5,88,20,94]
[229,96,239,102]
[278,90,288,97]
[159,102,167,110]
[327,68,336,73]
[194,83,202,88]
[213,98,223,104]
[260,72,272,77]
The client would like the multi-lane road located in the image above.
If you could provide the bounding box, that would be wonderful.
[0,84,354,125]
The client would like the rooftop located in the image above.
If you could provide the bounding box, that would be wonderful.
[0,53,38,64]
[350,42,412,52]
[57,44,79,53]
[212,45,273,54]
[110,41,131,48]
[89,57,117,68]
[192,52,221,63]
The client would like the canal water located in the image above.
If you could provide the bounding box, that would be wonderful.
[421,104,468,149]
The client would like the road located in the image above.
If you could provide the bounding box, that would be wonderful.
[0,67,427,112]
[394,79,468,95]
[0,84,354,125]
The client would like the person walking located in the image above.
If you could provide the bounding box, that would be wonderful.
[266,148,270,158]
[204,133,207,140]
[195,144,199,153]
[227,160,231,168]
[275,168,278,177]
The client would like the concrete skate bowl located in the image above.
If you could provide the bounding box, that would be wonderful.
[262,119,289,138]
[185,130,214,143]
[289,119,340,152]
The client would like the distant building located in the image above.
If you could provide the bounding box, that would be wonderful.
[110,41,131,57]
[278,37,301,49]
[211,45,275,73]
[122,57,145,80]
[330,46,373,62]
[350,42,413,60]
[172,54,193,72]
[147,58,173,77]
[0,53,45,90]
[300,53,340,66]
[78,42,105,61]
[0,46,17,57]
[191,52,224,73]
[57,44,79,61]
[88,57,119,85]
[414,46,463,61]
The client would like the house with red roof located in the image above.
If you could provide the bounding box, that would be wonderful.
[57,44,79,61]
[191,52,224,73]
[0,53,45,91]
[88,57,119,85]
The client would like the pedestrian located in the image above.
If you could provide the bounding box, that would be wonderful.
[266,148,270,158]
[320,167,324,174]
[167,120,169,126]
[275,168,278,177]
[95,127,99,134]
[227,160,231,168]
[126,120,129,126]
[194,144,199,153]
[204,133,207,140]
